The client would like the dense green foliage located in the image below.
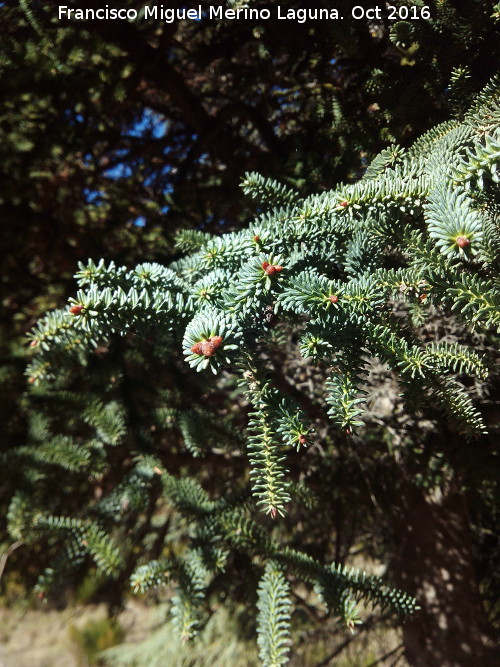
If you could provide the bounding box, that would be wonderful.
[12,80,499,663]
[1,2,499,665]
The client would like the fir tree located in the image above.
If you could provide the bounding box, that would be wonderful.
[2,2,500,666]
[12,79,499,665]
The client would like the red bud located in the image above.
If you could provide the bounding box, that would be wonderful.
[210,335,223,347]
[264,264,283,275]
[456,236,470,248]
[191,335,223,357]
[329,294,339,303]
[69,304,84,315]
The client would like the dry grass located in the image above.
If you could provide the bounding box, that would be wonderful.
[0,599,409,667]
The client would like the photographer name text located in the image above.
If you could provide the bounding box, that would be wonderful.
[58,5,432,24]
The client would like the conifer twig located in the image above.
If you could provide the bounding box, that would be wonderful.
[0,541,24,586]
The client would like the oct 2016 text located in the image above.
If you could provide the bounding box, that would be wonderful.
[57,5,432,23]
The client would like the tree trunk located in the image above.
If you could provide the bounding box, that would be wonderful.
[389,480,496,667]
